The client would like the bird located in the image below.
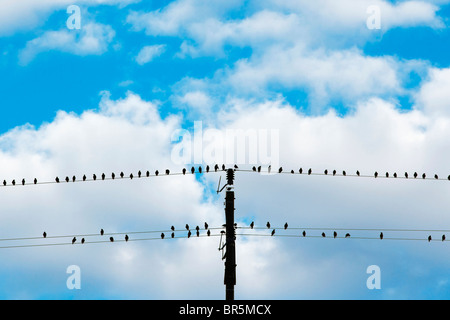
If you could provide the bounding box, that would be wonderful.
[138,171,142,178]
[308,168,312,175]
[266,222,270,229]
[333,170,336,176]
[356,170,360,176]
[83,175,86,181]
[448,175,450,181]
[268,165,271,174]
[405,172,408,179]
[101,173,105,180]
[393,172,397,178]
[257,166,261,173]
[93,174,97,181]
[130,173,133,179]
[299,168,303,174]
[2,180,6,186]
[111,172,115,179]
[271,229,275,236]
[185,224,189,231]
[191,167,195,174]
[290,170,294,174]
[196,230,200,237]
[171,226,175,231]
[182,168,186,175]
[214,164,219,172]
[333,231,337,238]
[198,166,202,174]
[345,233,351,238]
[72,237,76,244]
[442,235,446,242]
[252,166,256,172]
[21,179,25,185]
[278,167,283,173]
[234,164,238,169]
[72,175,76,182]
[65,176,69,183]
[34,178,37,184]
[146,171,150,177]
[55,177,60,183]
[188,230,192,238]
[155,170,159,176]
[222,164,226,171]
[161,233,165,239]
[414,172,418,178]
[171,232,174,238]
[166,169,170,175]
[322,232,326,238]
[100,229,104,236]
[110,237,114,242]
[380,232,383,240]
[428,235,432,242]
[385,172,389,178]
[342,170,346,176]
[11,180,15,186]
[125,235,129,242]
[374,172,378,178]
[43,232,47,238]
[81,238,85,244]
[302,230,306,237]
[435,174,439,180]
[422,173,426,179]
[250,221,254,229]
[207,229,211,236]
[284,222,288,230]
[195,226,200,232]
[204,222,209,230]
[206,165,210,173]
[120,172,124,178]
[324,169,328,175]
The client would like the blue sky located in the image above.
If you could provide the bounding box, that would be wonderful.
[0,0,450,300]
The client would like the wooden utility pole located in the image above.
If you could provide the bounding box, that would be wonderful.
[224,168,236,301]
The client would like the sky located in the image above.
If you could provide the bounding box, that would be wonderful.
[0,0,450,300]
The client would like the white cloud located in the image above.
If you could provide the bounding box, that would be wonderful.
[18,22,115,65]
[135,44,166,65]
[415,67,450,117]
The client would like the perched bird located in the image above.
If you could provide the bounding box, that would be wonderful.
[222,164,226,171]
[125,235,129,242]
[130,173,133,179]
[101,173,105,180]
[333,231,337,238]
[65,176,69,183]
[185,224,189,231]
[257,166,261,173]
[380,232,383,240]
[196,226,200,232]
[171,226,175,231]
[266,222,271,229]
[110,237,114,242]
[22,179,25,185]
[93,174,97,181]
[405,172,408,179]
[188,230,192,238]
[278,167,283,173]
[268,165,271,174]
[138,171,142,178]
[308,168,312,175]
[171,232,174,238]
[271,229,275,236]
[345,233,351,238]
[302,230,306,237]
[72,237,76,244]
[435,174,439,180]
[448,175,450,181]
[234,164,238,169]
[250,221,254,229]
[100,229,104,236]
[284,222,288,230]
[324,169,328,175]
[299,168,303,174]
[198,166,202,174]
[3,180,6,186]
[422,173,426,179]
[333,170,336,176]
[206,165,210,173]
[214,164,219,172]
[120,172,124,178]
[414,172,418,178]
[166,169,170,175]
[196,230,200,237]
[252,166,257,172]
[290,170,294,174]
[73,175,76,182]
[182,168,186,175]
[81,238,85,244]
[55,177,60,183]
[442,235,446,242]
[342,171,346,176]
[322,232,326,238]
[393,172,397,178]
[161,233,165,239]
[34,178,37,184]
[374,172,378,178]
[385,172,389,178]
[207,229,211,236]
[83,175,86,181]
[111,172,115,179]
[12,180,15,186]
[146,171,150,177]
[191,167,195,174]
[155,170,159,176]
[428,235,432,242]
[43,232,47,238]
[356,170,360,176]
[204,222,209,230]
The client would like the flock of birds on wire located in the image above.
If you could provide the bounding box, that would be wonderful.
[1,164,449,187]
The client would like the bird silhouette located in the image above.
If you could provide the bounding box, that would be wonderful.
[43,232,47,238]
[333,170,336,176]
[125,235,129,242]
[111,172,115,179]
[268,165,271,173]
[188,230,192,238]
[278,167,283,173]
[34,178,37,184]
[234,164,238,169]
[155,170,159,176]
[3,180,6,186]
[222,164,226,171]
[120,172,124,178]
[185,224,189,230]
[342,171,346,176]
[435,174,439,180]
[442,235,446,242]
[138,171,142,178]
[196,226,200,232]
[22,179,25,185]
[322,232,326,238]
[258,166,261,173]
[385,172,389,178]
[345,233,351,238]
[414,172,418,178]
[252,166,256,172]
[93,174,97,181]
[146,171,150,177]
[73,175,76,182]
[72,237,76,244]
[182,168,186,175]
[166,169,170,175]
[374,172,378,178]
[204,222,209,230]
[290,170,294,174]
[324,169,328,175]
[198,166,202,174]
[171,232,174,238]
[250,221,254,229]
[448,175,450,181]
[171,226,175,231]
[405,172,408,178]
[110,237,114,242]
[380,232,383,239]
[393,172,397,178]
[284,223,288,230]
[271,229,275,236]
[196,230,200,237]
[299,168,303,174]
[81,238,85,244]
[356,170,360,176]
[422,173,426,179]
[191,167,195,174]
[100,229,104,236]
[65,176,69,183]
[55,177,60,183]
[12,180,15,186]
[83,175,86,181]
[333,231,337,238]
[428,235,432,242]
[214,164,219,172]
[207,229,211,236]
[266,222,270,229]
[130,173,133,179]
[101,173,105,180]
[302,230,306,237]
[308,168,312,175]
[206,165,210,173]
[161,233,165,239]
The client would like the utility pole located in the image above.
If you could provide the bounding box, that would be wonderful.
[224,168,236,301]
